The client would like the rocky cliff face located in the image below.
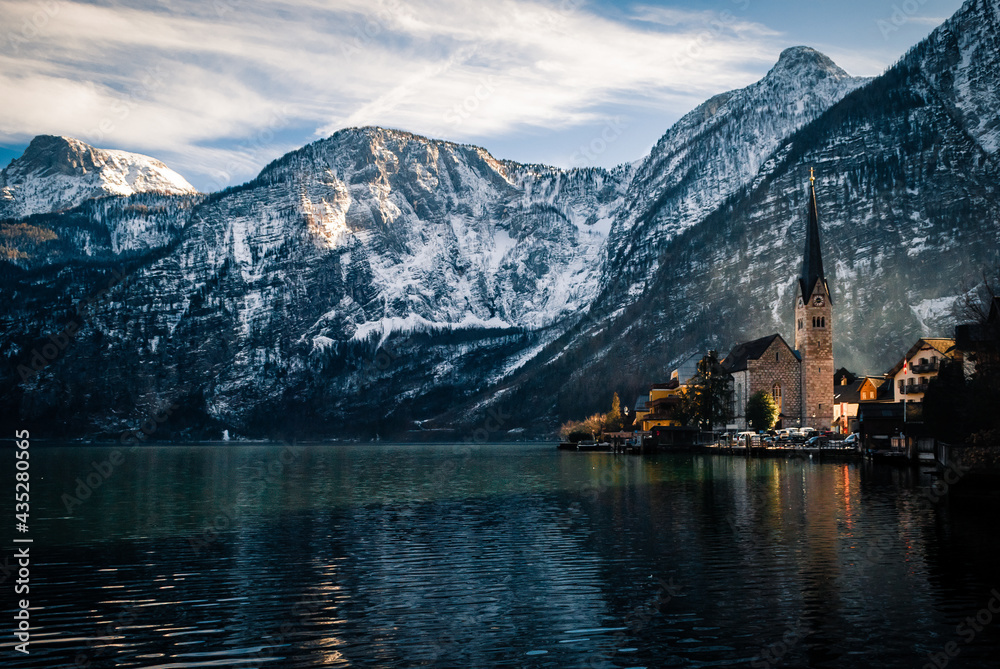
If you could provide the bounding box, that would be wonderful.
[2,0,999,439]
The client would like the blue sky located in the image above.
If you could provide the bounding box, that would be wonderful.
[0,0,965,191]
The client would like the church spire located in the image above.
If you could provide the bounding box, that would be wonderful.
[799,168,829,303]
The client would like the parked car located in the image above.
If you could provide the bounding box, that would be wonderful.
[806,436,829,448]
[843,433,860,448]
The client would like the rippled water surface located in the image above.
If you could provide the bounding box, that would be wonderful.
[4,442,1000,668]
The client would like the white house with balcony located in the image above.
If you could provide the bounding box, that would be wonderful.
[886,338,957,402]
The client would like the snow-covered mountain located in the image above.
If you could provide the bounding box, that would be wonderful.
[1,127,628,436]
[2,0,999,439]
[233,127,628,333]
[483,0,1000,432]
[0,135,196,220]
[600,46,870,306]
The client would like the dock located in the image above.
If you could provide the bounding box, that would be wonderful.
[559,437,864,461]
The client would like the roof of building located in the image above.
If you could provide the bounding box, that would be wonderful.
[834,379,864,404]
[799,174,831,304]
[671,352,702,385]
[858,402,904,419]
[834,367,857,386]
[634,395,649,412]
[955,296,1000,348]
[987,295,1000,323]
[885,338,957,377]
[722,333,796,373]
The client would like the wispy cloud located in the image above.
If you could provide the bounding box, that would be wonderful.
[0,0,785,189]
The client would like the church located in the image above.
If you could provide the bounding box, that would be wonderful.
[723,170,834,430]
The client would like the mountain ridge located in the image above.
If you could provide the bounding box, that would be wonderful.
[599,45,871,307]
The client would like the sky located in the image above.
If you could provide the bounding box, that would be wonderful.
[0,0,966,192]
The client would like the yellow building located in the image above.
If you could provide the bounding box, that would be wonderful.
[632,353,705,431]
[636,381,684,432]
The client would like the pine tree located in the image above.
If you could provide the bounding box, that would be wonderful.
[681,351,734,430]
[745,391,778,431]
[604,392,623,431]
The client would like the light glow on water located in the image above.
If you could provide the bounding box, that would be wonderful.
[3,442,1000,668]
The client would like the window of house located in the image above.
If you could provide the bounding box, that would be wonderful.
[798,319,803,330]
[772,383,782,411]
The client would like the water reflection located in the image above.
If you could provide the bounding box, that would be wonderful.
[3,444,1000,667]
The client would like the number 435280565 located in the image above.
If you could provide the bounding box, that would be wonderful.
[15,430,30,529]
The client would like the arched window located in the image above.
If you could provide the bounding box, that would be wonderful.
[772,383,782,412]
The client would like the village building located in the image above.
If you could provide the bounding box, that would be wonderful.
[955,295,1000,374]
[633,352,702,432]
[886,338,957,402]
[856,339,958,453]
[723,170,834,431]
[833,377,861,434]
[834,375,887,434]
[858,300,999,456]
[635,381,683,432]
[724,334,801,429]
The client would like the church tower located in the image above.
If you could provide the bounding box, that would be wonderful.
[794,169,833,430]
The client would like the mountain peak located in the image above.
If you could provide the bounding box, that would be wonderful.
[1,135,197,219]
[18,134,109,177]
[770,46,850,80]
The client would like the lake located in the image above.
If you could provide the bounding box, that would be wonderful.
[4,442,1000,668]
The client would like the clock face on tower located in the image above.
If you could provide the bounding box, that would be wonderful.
[813,295,824,306]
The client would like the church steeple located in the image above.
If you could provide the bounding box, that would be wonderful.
[793,167,834,431]
[798,168,830,303]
